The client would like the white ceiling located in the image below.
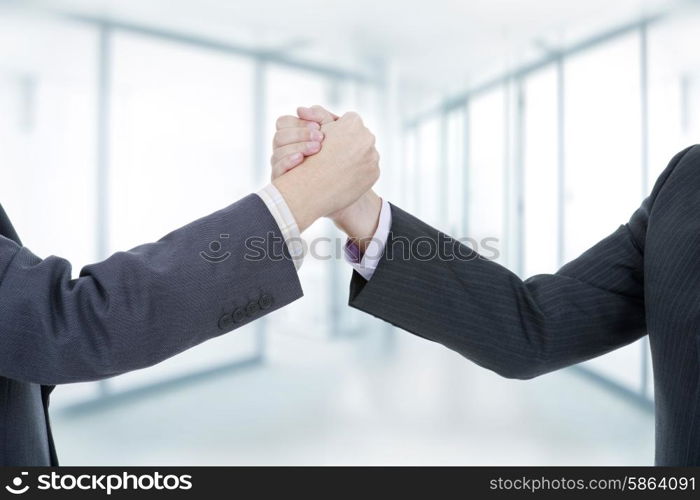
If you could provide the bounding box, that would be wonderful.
[7,0,688,105]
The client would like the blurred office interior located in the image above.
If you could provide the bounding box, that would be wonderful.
[1,0,700,464]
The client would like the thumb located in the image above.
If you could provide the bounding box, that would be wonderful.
[297,104,338,125]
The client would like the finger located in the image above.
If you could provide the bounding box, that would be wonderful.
[276,115,321,130]
[272,152,304,178]
[311,104,339,121]
[273,127,324,148]
[271,141,321,163]
[297,105,338,125]
[340,111,363,124]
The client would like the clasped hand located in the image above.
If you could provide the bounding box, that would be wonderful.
[271,105,383,250]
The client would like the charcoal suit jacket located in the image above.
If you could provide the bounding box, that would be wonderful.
[0,194,302,465]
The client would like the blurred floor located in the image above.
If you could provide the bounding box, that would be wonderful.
[51,325,654,465]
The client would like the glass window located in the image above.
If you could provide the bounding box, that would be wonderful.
[468,88,506,264]
[564,33,642,259]
[523,66,559,276]
[417,117,441,229]
[445,108,466,237]
[0,14,97,269]
[648,15,700,187]
[110,33,254,250]
[401,127,419,211]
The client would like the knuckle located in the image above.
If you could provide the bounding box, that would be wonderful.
[275,116,286,129]
[369,165,380,182]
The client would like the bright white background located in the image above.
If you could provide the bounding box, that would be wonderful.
[0,0,697,464]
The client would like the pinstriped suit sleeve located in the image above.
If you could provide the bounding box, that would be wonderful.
[0,194,303,385]
[349,146,695,379]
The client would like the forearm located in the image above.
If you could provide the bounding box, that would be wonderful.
[0,194,303,384]
[349,204,647,380]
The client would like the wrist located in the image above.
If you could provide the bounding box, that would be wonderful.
[272,173,323,233]
[332,190,382,254]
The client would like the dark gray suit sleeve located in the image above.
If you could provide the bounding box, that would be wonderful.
[0,194,303,384]
[349,146,694,380]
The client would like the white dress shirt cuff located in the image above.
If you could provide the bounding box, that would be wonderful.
[256,184,304,270]
[343,199,392,281]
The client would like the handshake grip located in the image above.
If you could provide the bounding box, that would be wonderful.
[271,109,381,233]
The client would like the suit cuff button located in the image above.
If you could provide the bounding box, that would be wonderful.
[246,301,260,316]
[218,313,233,330]
[232,308,246,323]
[258,294,273,310]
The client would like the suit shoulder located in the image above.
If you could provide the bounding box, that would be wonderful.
[650,145,699,198]
[648,145,700,220]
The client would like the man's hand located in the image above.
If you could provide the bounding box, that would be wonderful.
[272,105,383,253]
[271,108,380,234]
[270,114,325,181]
